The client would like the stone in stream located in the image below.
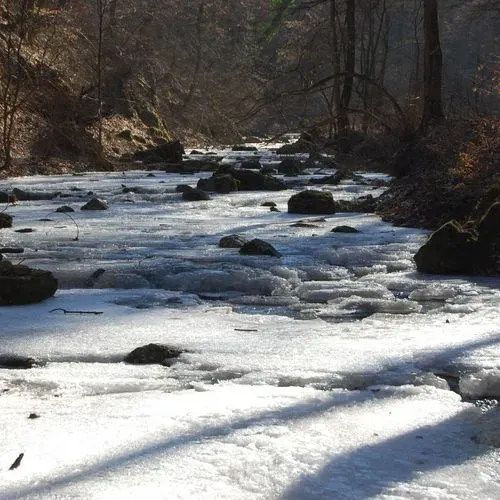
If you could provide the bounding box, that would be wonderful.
[0,354,40,369]
[81,198,109,210]
[182,187,211,201]
[0,213,13,229]
[239,238,281,257]
[288,190,336,215]
[124,343,184,366]
[0,260,58,305]
[331,225,360,233]
[56,205,75,213]
[219,234,249,248]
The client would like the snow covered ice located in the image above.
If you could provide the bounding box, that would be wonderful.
[1,145,500,499]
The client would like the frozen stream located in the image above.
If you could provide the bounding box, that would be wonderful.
[1,145,499,499]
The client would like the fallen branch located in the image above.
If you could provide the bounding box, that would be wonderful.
[49,308,103,315]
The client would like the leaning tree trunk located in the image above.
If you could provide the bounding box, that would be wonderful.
[420,0,444,130]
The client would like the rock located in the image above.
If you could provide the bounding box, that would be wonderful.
[81,198,108,210]
[0,261,58,305]
[239,238,281,257]
[278,158,302,176]
[288,190,336,214]
[56,205,75,213]
[0,191,17,203]
[0,354,39,369]
[15,228,34,233]
[413,220,479,274]
[176,184,193,193]
[182,187,211,201]
[0,214,13,228]
[219,234,248,248]
[207,174,240,194]
[260,165,277,175]
[241,159,261,170]
[331,225,360,233]
[335,195,378,213]
[12,188,60,201]
[261,201,276,207]
[124,343,184,365]
[231,145,258,151]
[213,168,286,192]
[133,140,184,164]
[309,171,344,185]
[0,247,23,254]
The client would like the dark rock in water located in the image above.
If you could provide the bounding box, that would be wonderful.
[12,188,60,201]
[231,145,258,152]
[278,158,302,176]
[197,174,240,194]
[261,201,276,207]
[260,165,277,175]
[309,171,344,185]
[0,247,24,254]
[335,195,378,213]
[81,198,108,210]
[0,260,58,305]
[0,191,17,203]
[15,228,34,233]
[182,187,211,201]
[212,174,240,194]
[176,184,193,193]
[0,354,39,369]
[270,206,280,212]
[288,190,336,214]
[241,159,261,170]
[124,343,184,365]
[331,225,360,233]
[414,220,479,274]
[239,238,281,257]
[276,128,322,154]
[211,168,286,192]
[190,150,203,155]
[133,140,184,164]
[219,234,249,248]
[56,205,75,213]
[0,213,13,229]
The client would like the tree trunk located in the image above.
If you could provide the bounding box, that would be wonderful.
[420,0,444,130]
[338,0,355,137]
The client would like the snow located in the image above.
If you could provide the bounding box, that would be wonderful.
[1,145,500,498]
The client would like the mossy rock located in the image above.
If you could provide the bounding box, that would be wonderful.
[414,220,479,274]
[288,190,336,214]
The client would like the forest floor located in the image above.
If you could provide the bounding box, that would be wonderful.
[376,117,500,230]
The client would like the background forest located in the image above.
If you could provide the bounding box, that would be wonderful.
[0,0,498,170]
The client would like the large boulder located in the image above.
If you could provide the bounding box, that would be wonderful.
[278,158,302,176]
[12,188,60,201]
[124,343,184,365]
[197,174,240,194]
[413,220,479,274]
[133,140,185,164]
[0,261,58,305]
[229,169,286,191]
[288,190,336,214]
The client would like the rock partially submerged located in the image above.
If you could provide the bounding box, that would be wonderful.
[182,187,211,201]
[219,234,249,248]
[124,343,184,365]
[81,198,108,210]
[0,261,58,305]
[239,238,281,257]
[288,190,336,214]
[0,354,40,369]
[0,213,13,228]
